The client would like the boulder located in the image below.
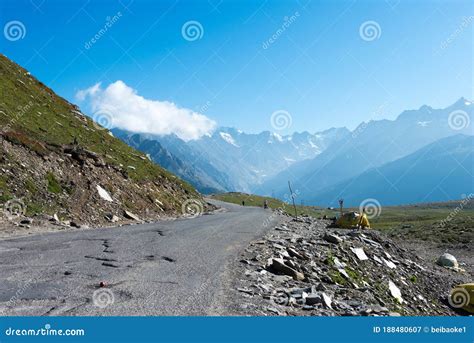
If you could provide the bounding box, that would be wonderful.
[436,253,458,269]
[305,293,322,305]
[267,258,305,281]
[287,247,306,260]
[124,210,140,221]
[323,233,342,244]
[105,213,120,223]
[305,292,331,308]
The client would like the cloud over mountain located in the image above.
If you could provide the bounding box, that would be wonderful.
[76,81,216,141]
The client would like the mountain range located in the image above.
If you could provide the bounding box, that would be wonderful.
[259,97,473,205]
[113,127,350,194]
[311,134,473,206]
[113,97,473,206]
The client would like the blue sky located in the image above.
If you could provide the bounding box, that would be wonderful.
[1,0,472,136]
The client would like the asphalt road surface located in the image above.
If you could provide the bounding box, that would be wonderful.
[0,200,280,315]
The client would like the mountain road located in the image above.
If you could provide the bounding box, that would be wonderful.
[0,200,281,315]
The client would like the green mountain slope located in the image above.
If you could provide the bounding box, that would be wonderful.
[0,54,202,228]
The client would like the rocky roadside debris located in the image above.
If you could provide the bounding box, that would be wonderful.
[227,216,471,316]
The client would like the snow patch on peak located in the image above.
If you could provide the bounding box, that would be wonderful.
[417,121,431,127]
[219,132,239,147]
[271,132,283,142]
[308,139,318,148]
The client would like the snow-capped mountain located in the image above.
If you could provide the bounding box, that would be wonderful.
[258,97,473,204]
[114,98,472,205]
[113,127,350,193]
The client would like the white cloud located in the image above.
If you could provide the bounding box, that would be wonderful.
[75,81,216,141]
[75,82,101,101]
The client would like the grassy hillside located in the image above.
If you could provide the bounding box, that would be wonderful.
[369,201,473,245]
[212,193,474,245]
[0,54,201,228]
[0,54,196,188]
[210,192,334,218]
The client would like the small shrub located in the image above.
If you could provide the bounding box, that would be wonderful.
[46,172,62,194]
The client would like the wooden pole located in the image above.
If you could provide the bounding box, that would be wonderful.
[338,199,344,216]
[288,181,298,220]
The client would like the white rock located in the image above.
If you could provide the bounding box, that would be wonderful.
[124,210,140,221]
[373,255,382,264]
[322,292,332,309]
[96,185,113,202]
[382,258,397,269]
[333,257,346,269]
[388,280,404,303]
[338,268,350,279]
[351,247,369,261]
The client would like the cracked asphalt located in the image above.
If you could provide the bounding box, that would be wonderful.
[0,200,280,316]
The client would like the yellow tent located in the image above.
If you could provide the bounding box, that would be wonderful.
[335,211,370,229]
